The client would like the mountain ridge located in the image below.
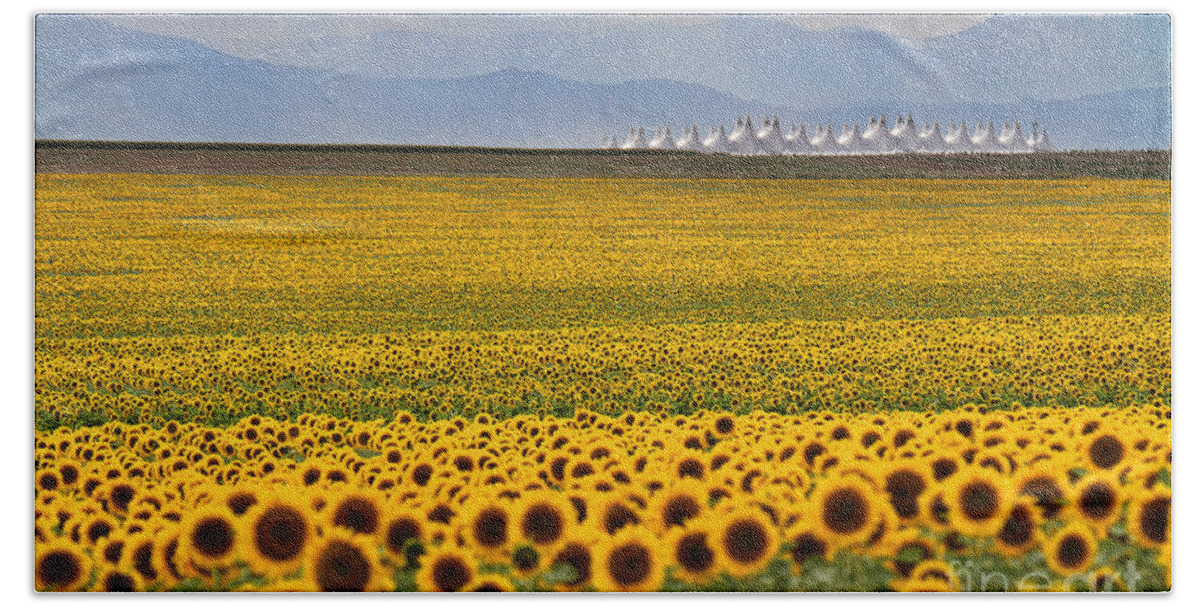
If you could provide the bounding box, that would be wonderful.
[35,16,1170,150]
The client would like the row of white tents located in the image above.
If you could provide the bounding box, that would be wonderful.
[601,114,1055,154]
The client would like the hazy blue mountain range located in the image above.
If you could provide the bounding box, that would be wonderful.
[36,15,1170,150]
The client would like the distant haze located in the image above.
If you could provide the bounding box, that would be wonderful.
[35,14,1171,149]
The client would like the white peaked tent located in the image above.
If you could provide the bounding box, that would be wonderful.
[810,124,838,154]
[648,127,676,150]
[1026,122,1041,149]
[890,114,920,153]
[605,113,1056,155]
[972,121,1003,153]
[675,125,705,151]
[943,122,972,153]
[919,122,947,153]
[728,115,762,155]
[1034,129,1055,152]
[757,116,788,154]
[1000,122,1031,153]
[837,123,866,154]
[862,115,893,153]
[621,126,649,150]
[703,125,732,153]
[786,124,815,155]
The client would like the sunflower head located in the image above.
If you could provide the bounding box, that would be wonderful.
[1127,487,1171,549]
[993,497,1042,558]
[1070,472,1125,536]
[594,526,666,592]
[647,480,707,534]
[304,528,393,592]
[1045,523,1098,577]
[415,545,477,592]
[179,503,241,572]
[239,493,315,579]
[35,539,91,592]
[811,477,880,548]
[462,496,516,562]
[711,504,780,578]
[94,566,145,592]
[894,560,959,592]
[946,467,1012,537]
[325,491,385,538]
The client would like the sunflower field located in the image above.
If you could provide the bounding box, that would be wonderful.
[34,174,1170,591]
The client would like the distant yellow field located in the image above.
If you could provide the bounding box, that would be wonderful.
[35,314,1169,427]
[35,175,1169,338]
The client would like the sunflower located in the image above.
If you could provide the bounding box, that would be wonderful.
[861,504,901,557]
[219,487,261,517]
[1045,524,1097,577]
[1127,488,1170,549]
[885,529,938,579]
[93,566,144,592]
[1014,467,1069,520]
[80,512,119,547]
[712,414,737,438]
[882,463,931,523]
[58,462,80,488]
[36,470,61,494]
[325,491,385,538]
[594,527,666,592]
[646,480,706,534]
[710,504,779,577]
[152,529,186,587]
[239,494,314,578]
[1084,433,1128,471]
[992,497,1041,558]
[35,539,91,592]
[1082,566,1129,592]
[304,528,392,592]
[380,509,427,563]
[783,523,834,574]
[670,454,708,482]
[179,502,242,577]
[666,524,719,585]
[101,480,137,515]
[415,545,477,592]
[946,467,1011,537]
[119,532,160,587]
[1070,472,1124,536]
[593,493,643,536]
[547,531,601,591]
[514,491,574,550]
[508,544,541,579]
[462,498,515,562]
[811,477,879,548]
[98,533,127,566]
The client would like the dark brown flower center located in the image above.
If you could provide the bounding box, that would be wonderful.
[191,516,235,558]
[255,505,308,562]
[958,480,999,521]
[724,519,769,565]
[608,543,652,587]
[314,540,372,591]
[430,555,472,592]
[823,487,869,534]
[523,503,566,545]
